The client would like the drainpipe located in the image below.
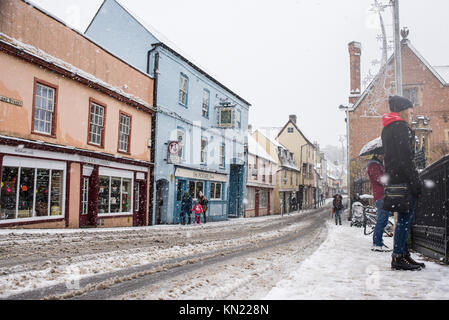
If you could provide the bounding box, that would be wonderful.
[148,46,159,226]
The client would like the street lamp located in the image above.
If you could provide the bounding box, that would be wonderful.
[339,104,351,219]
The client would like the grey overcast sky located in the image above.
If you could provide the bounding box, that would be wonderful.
[30,0,449,148]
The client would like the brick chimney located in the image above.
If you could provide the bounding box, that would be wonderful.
[289,114,297,124]
[348,41,362,104]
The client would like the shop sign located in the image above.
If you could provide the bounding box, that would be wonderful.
[167,141,180,164]
[0,95,22,107]
[175,167,227,183]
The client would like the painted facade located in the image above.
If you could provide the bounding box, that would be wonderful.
[276,116,318,209]
[0,0,155,229]
[85,0,250,224]
[245,135,276,217]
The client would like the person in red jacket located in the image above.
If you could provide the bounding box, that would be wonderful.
[366,154,392,252]
[192,201,203,225]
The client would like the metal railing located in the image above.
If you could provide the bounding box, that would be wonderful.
[411,154,449,263]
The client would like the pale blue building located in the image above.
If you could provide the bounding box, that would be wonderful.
[85,0,250,224]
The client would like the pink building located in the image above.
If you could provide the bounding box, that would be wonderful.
[0,0,155,228]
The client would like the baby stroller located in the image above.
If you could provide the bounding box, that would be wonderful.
[350,201,364,227]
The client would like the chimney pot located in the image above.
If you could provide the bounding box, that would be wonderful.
[289,115,297,124]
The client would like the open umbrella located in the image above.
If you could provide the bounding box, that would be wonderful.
[359,137,383,157]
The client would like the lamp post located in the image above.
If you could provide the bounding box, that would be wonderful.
[339,104,351,219]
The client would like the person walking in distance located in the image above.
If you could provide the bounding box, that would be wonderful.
[333,194,344,225]
[192,201,203,225]
[198,191,208,224]
[382,95,425,270]
[366,154,392,252]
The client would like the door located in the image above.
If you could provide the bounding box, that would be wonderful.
[79,166,98,228]
[228,165,243,217]
[133,178,147,227]
[255,188,260,217]
[175,179,187,224]
[155,179,168,225]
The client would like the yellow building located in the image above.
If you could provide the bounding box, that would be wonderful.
[276,115,318,209]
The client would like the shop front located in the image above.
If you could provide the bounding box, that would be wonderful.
[174,166,227,223]
[0,141,151,229]
[244,186,272,217]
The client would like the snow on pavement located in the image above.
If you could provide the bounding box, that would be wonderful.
[265,211,449,300]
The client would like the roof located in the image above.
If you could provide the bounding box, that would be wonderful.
[247,135,276,164]
[350,40,449,112]
[21,0,153,80]
[87,0,251,107]
[0,33,154,112]
[277,119,316,148]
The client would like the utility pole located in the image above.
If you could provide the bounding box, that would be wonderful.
[392,0,402,96]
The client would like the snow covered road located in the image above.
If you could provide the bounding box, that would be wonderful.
[0,205,331,300]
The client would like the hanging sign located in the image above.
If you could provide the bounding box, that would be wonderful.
[167,141,180,164]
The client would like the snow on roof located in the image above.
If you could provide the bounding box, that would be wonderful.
[0,32,153,111]
[110,0,250,106]
[433,66,449,84]
[255,127,283,148]
[247,135,276,164]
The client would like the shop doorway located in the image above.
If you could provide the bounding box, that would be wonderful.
[228,164,243,218]
[175,179,187,224]
[79,167,98,228]
[133,179,147,227]
[155,179,168,225]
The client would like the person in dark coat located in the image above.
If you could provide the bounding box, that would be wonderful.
[332,194,344,225]
[181,192,193,225]
[198,191,208,224]
[381,95,425,270]
[291,197,297,212]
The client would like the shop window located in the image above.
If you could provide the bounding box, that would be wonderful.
[260,190,268,208]
[188,181,204,200]
[118,113,131,153]
[89,100,106,147]
[98,176,133,215]
[0,167,18,220]
[33,81,56,136]
[210,182,222,200]
[245,188,255,210]
[135,183,140,212]
[0,166,64,220]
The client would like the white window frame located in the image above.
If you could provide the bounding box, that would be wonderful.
[210,182,222,200]
[119,113,131,153]
[89,102,105,146]
[81,177,89,215]
[34,83,55,135]
[201,137,208,165]
[220,142,226,168]
[97,167,134,217]
[202,89,210,118]
[179,73,189,107]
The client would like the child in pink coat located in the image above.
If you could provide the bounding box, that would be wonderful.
[192,202,203,225]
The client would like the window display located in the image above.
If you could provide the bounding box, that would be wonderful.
[0,165,65,221]
[97,175,133,215]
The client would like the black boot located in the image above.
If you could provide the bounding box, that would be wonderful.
[405,252,426,268]
[391,254,422,271]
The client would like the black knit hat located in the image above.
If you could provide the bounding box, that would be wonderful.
[388,95,413,113]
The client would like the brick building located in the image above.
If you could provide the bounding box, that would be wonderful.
[346,34,449,197]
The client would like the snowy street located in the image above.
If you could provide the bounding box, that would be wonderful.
[0,204,330,300]
[1,200,447,300]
